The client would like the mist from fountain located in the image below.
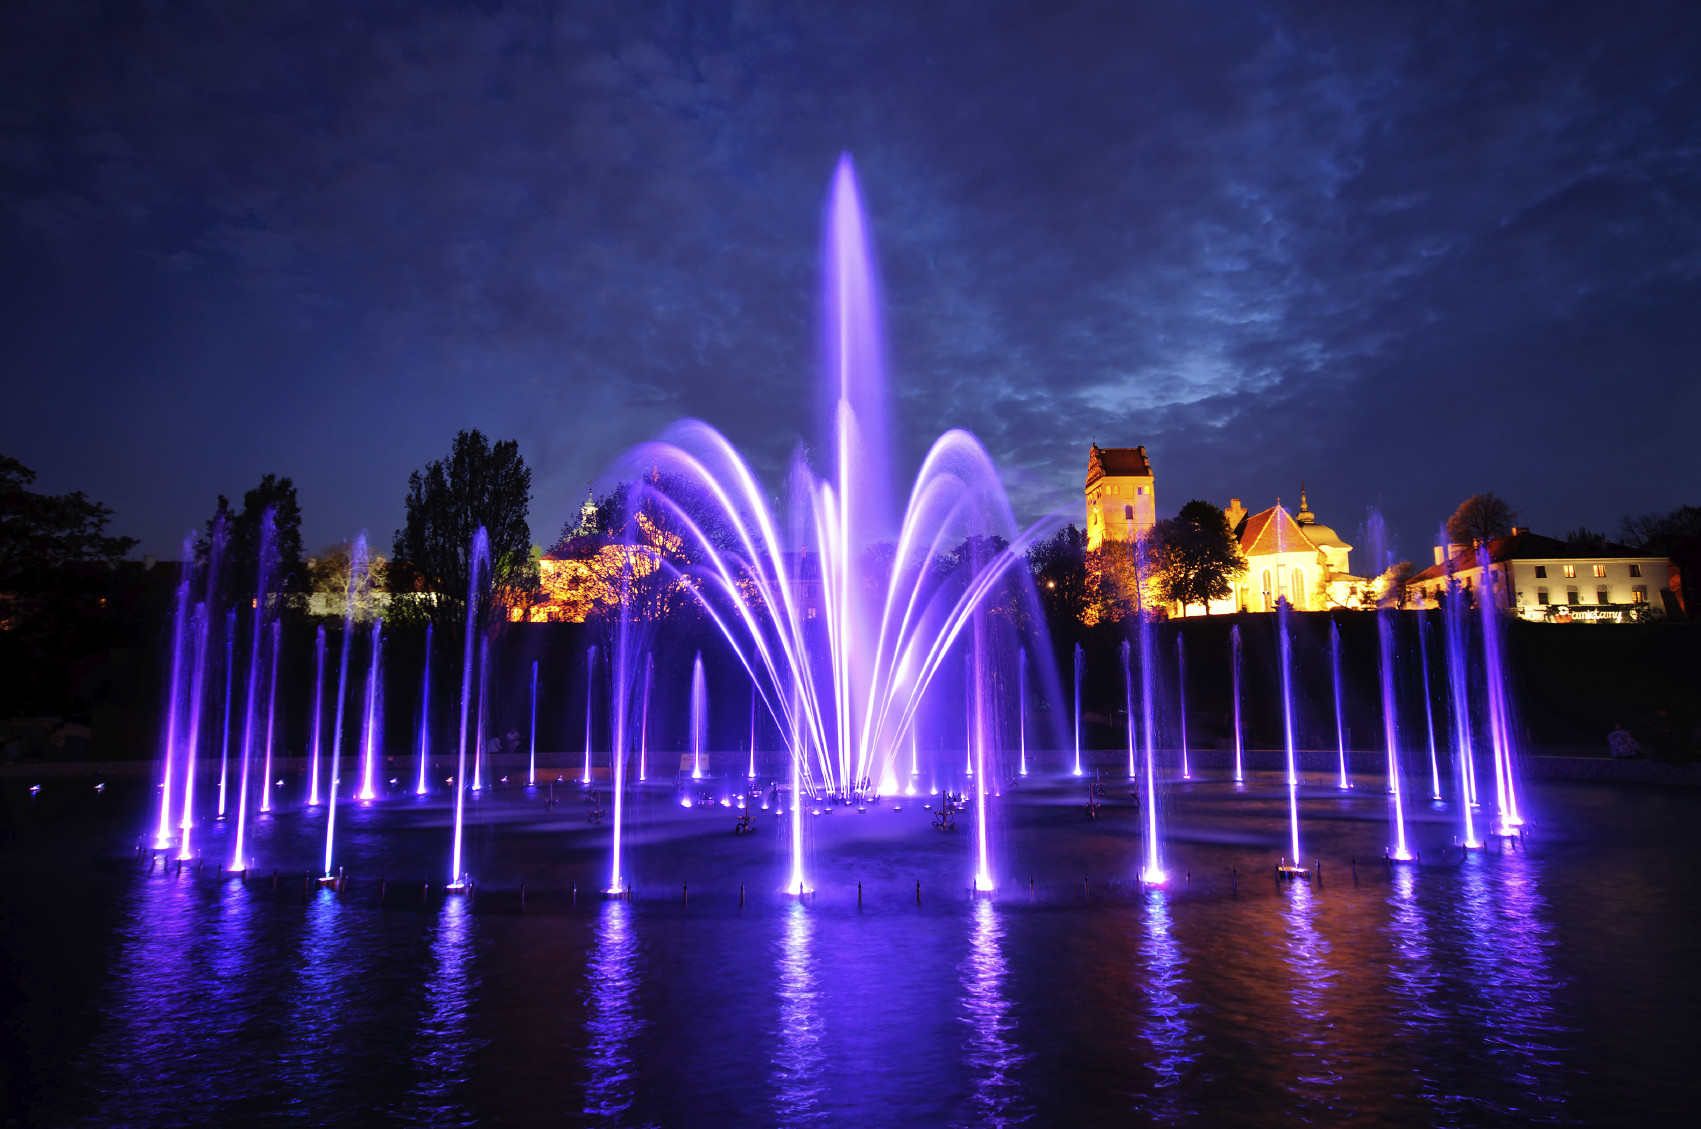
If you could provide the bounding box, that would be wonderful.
[690,652,707,780]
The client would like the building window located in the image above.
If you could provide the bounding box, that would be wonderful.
[1562,564,1577,579]
[1136,486,1145,496]
[1597,586,1610,605]
[1567,588,1580,606]
[1632,585,1648,604]
[1536,587,1549,605]
[1534,565,1547,579]
[1629,563,1642,578]
[1292,570,1305,610]
[1123,504,1133,521]
[1593,564,1607,578]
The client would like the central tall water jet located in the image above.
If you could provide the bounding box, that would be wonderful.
[1230,624,1244,784]
[690,653,708,780]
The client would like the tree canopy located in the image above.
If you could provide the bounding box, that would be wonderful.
[391,429,532,627]
[202,473,303,603]
[0,455,136,584]
[1446,492,1515,546]
[1152,499,1245,614]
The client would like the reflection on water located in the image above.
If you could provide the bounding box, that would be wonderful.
[959,899,1028,1127]
[410,894,477,1124]
[1458,852,1570,1122]
[1385,867,1443,1108]
[1281,881,1341,1097]
[583,900,648,1125]
[1134,894,1193,1120]
[772,902,827,1125]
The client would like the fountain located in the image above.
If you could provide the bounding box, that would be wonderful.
[747,681,757,780]
[1478,564,1525,834]
[638,653,653,782]
[258,621,281,814]
[447,529,490,889]
[1440,540,1483,849]
[1378,609,1414,861]
[581,644,598,786]
[230,512,279,872]
[1134,544,1165,885]
[1230,624,1244,784]
[415,625,434,795]
[216,608,236,818]
[528,658,538,787]
[1276,595,1303,876]
[152,533,195,851]
[357,621,384,801]
[1417,613,1443,801]
[175,602,210,859]
[1017,647,1028,777]
[307,625,326,807]
[689,652,707,780]
[1330,620,1351,790]
[1072,643,1084,776]
[320,533,367,880]
[472,637,490,792]
[1175,635,1191,781]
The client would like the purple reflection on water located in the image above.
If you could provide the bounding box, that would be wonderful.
[772,902,826,1125]
[1135,893,1194,1116]
[1281,881,1342,1097]
[583,901,644,1123]
[410,894,476,1122]
[960,899,1028,1125]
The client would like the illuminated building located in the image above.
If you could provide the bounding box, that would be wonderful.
[1406,529,1677,622]
[1084,443,1155,551]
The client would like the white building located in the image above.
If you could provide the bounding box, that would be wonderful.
[1406,529,1674,622]
[1085,443,1156,551]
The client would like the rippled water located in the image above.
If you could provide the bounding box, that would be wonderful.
[2,771,1695,1127]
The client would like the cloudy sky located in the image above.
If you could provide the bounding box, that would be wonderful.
[3,1,1698,568]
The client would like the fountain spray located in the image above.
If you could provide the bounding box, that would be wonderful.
[472,637,490,791]
[307,625,326,806]
[321,534,367,878]
[1277,598,1302,869]
[1330,621,1351,790]
[259,621,281,813]
[1440,543,1482,848]
[1378,609,1413,860]
[230,512,279,872]
[971,623,993,893]
[748,682,758,779]
[415,624,433,795]
[1017,647,1028,777]
[582,644,598,785]
[357,621,383,801]
[153,534,195,850]
[1417,614,1442,800]
[1121,640,1137,779]
[1230,625,1244,784]
[1477,565,1524,833]
[216,608,236,817]
[176,603,211,859]
[1175,635,1191,781]
[691,652,708,780]
[447,528,490,888]
[1136,557,1165,885]
[1073,643,1084,776]
[529,658,538,787]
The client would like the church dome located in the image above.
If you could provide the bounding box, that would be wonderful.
[1303,522,1348,550]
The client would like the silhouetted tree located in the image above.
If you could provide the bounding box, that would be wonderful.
[1446,492,1515,546]
[1027,524,1088,628]
[391,430,532,627]
[1621,504,1701,615]
[1565,526,1606,551]
[203,474,303,606]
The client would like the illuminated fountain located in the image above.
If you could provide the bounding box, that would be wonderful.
[1442,553,1483,850]
[356,621,383,801]
[1134,550,1166,886]
[1276,597,1305,877]
[1478,563,1525,835]
[1174,635,1191,781]
[689,652,707,779]
[596,155,1055,896]
[528,658,538,787]
[1230,624,1244,784]
[319,533,367,882]
[216,607,236,818]
[1072,643,1084,776]
[1330,620,1351,790]
[581,645,598,786]
[306,625,326,806]
[1417,614,1443,801]
[446,529,490,890]
[1378,609,1414,861]
[414,625,433,795]
[152,532,194,851]
[230,512,280,873]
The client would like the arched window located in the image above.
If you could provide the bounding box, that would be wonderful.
[1262,569,1272,612]
[1123,504,1133,521]
[1292,570,1305,609]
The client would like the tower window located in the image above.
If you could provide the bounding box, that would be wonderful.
[1123,504,1133,521]
[1137,486,1145,496]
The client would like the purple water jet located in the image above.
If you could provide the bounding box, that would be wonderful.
[415,625,433,795]
[1330,621,1351,790]
[307,625,326,807]
[1378,609,1413,860]
[1175,635,1191,781]
[357,621,384,801]
[321,533,368,878]
[1230,625,1244,784]
[447,528,490,888]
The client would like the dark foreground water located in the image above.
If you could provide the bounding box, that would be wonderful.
[2,766,1696,1128]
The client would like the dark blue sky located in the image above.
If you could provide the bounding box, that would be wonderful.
[3,2,1698,568]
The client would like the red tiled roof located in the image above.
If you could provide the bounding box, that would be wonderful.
[1086,444,1151,486]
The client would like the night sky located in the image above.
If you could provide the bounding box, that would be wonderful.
[3,2,1698,567]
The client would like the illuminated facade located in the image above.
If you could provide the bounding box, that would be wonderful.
[1406,529,1675,622]
[1190,489,1365,615]
[1085,443,1155,551]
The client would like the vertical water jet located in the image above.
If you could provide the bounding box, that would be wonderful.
[1230,625,1245,784]
[1378,609,1413,860]
[415,624,433,795]
[1331,621,1351,790]
[307,625,327,806]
